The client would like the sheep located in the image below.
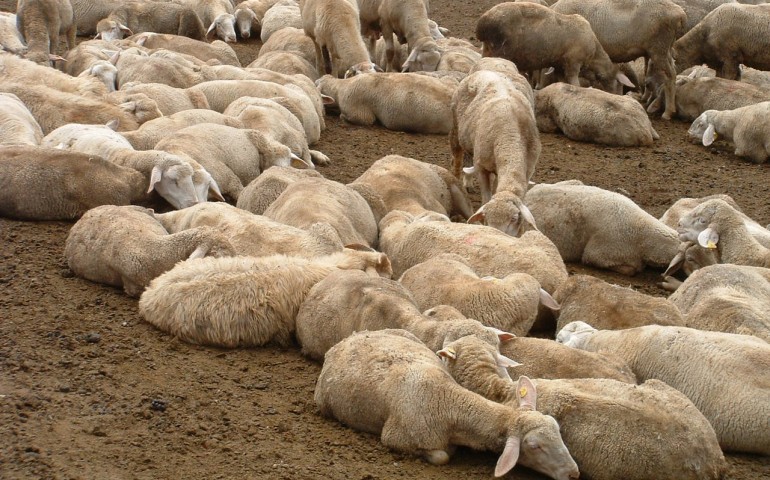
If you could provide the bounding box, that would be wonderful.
[449,58,540,236]
[120,109,244,151]
[64,205,236,297]
[0,53,108,97]
[129,32,241,66]
[260,0,302,43]
[233,0,282,39]
[174,0,237,43]
[263,177,378,247]
[315,329,580,479]
[672,3,770,81]
[680,63,770,92]
[16,0,76,66]
[398,254,560,336]
[42,123,210,209]
[688,101,770,164]
[236,166,322,215]
[350,155,474,220]
[0,145,149,220]
[671,0,737,34]
[0,12,27,55]
[155,201,345,258]
[475,3,632,95]
[671,75,770,121]
[557,321,770,455]
[70,0,120,35]
[138,248,392,348]
[117,82,211,117]
[551,0,685,120]
[552,274,685,332]
[500,337,637,383]
[95,2,206,42]
[299,0,380,78]
[250,51,318,78]
[254,26,316,66]
[222,96,330,167]
[677,198,770,268]
[316,73,456,134]
[434,37,482,75]
[113,50,218,90]
[442,343,725,480]
[378,210,568,293]
[534,83,660,147]
[295,269,515,361]
[523,181,680,275]
[0,92,44,146]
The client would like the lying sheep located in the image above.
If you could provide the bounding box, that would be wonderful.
[500,337,636,383]
[315,329,579,479]
[672,3,770,81]
[535,83,660,147]
[316,73,456,134]
[121,109,243,151]
[668,263,770,342]
[443,342,725,480]
[435,36,482,74]
[557,321,770,455]
[379,210,568,293]
[0,53,108,97]
[677,198,770,268]
[681,63,770,91]
[0,146,148,220]
[114,49,217,90]
[0,92,44,146]
[235,166,322,215]
[95,2,206,41]
[350,155,474,220]
[0,12,27,55]
[263,177,378,247]
[65,205,235,297]
[671,76,770,121]
[138,248,392,347]
[553,274,685,332]
[450,58,539,235]
[524,181,680,275]
[399,254,560,336]
[118,82,211,117]
[476,2,632,94]
[16,0,76,65]
[250,50,319,79]
[260,0,301,43]
[688,101,770,163]
[156,202,344,258]
[129,32,241,66]
[295,269,514,361]
[300,0,380,78]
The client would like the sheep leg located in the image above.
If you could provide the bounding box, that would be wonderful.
[381,416,446,462]
[340,107,376,126]
[383,28,397,72]
[478,168,493,204]
[449,123,464,179]
[660,54,676,120]
[564,63,580,87]
[719,60,740,81]
[312,40,326,77]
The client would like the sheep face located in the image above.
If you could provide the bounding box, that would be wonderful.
[515,412,580,480]
[343,62,382,78]
[677,199,725,248]
[688,112,717,146]
[234,8,257,39]
[401,38,441,73]
[468,193,537,237]
[191,169,225,203]
[149,161,199,210]
[96,20,133,41]
[82,61,118,92]
[555,321,597,349]
[117,93,164,124]
[206,14,238,43]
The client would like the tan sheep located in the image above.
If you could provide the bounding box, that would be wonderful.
[0,53,107,97]
[0,12,27,55]
[95,2,206,42]
[671,75,770,121]
[254,26,317,66]
[233,0,281,39]
[117,82,211,117]
[121,109,244,151]
[249,50,319,79]
[173,0,237,43]
[260,0,302,43]
[138,248,392,347]
[16,0,76,66]
[235,165,322,215]
[0,92,44,146]
[129,32,241,66]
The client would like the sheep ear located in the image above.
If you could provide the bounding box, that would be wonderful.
[497,354,521,368]
[663,250,685,277]
[516,376,537,411]
[344,243,376,252]
[188,244,209,260]
[148,165,162,193]
[539,288,560,310]
[436,346,456,360]
[106,119,120,131]
[702,123,716,146]
[119,101,137,113]
[119,23,133,35]
[698,227,719,249]
[109,50,121,65]
[208,179,225,202]
[206,22,217,40]
[520,204,537,230]
[487,326,515,342]
[401,48,419,72]
[616,72,635,88]
[468,207,485,225]
[94,32,102,39]
[290,153,312,169]
[495,437,521,477]
[321,94,335,105]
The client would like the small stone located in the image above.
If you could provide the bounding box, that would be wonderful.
[57,385,71,393]
[150,399,167,412]
[84,333,101,344]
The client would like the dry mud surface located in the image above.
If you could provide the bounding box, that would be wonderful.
[1,0,770,479]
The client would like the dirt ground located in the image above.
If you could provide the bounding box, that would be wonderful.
[2,0,770,479]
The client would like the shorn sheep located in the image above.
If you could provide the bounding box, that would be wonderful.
[138,248,392,348]
[315,329,580,480]
[688,101,770,164]
[557,321,770,455]
[65,205,236,297]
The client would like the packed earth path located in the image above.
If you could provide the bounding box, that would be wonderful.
[2,0,770,478]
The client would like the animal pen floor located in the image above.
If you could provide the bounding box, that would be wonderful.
[1,0,769,478]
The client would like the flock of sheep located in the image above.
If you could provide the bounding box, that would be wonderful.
[2,0,770,477]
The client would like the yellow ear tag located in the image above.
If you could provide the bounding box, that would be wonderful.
[519,387,528,398]
[713,132,718,140]
[706,240,717,249]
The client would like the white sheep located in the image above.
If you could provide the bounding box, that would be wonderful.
[117,82,211,117]
[0,53,108,96]
[0,12,27,55]
[398,254,560,336]
[121,109,243,151]
[688,101,770,163]
[138,248,392,347]
[552,274,686,332]
[235,165,322,215]
[233,0,281,39]
[95,2,206,42]
[0,92,43,146]
[0,145,148,220]
[129,32,241,66]
[295,269,515,361]
[557,321,770,455]
[315,329,580,479]
[113,49,217,90]
[155,202,345,259]
[524,181,680,275]
[254,26,316,66]
[263,177,378,247]
[316,72,456,134]
[434,36,481,74]
[350,154,474,221]
[260,0,302,43]
[16,0,76,66]
[174,0,237,43]
[249,50,319,79]
[65,205,236,297]
[534,82,660,147]
[671,75,770,121]
[442,341,726,480]
[378,210,568,293]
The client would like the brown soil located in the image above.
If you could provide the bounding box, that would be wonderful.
[2,1,769,479]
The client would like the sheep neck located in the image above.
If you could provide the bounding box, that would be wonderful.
[713,207,770,267]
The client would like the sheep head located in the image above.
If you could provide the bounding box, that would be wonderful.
[401,37,441,72]
[468,191,537,237]
[555,321,597,349]
[206,14,238,43]
[688,111,718,146]
[96,19,133,41]
[676,198,735,249]
[234,8,257,39]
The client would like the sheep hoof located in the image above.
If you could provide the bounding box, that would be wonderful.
[425,450,450,465]
[661,112,673,121]
[310,150,331,166]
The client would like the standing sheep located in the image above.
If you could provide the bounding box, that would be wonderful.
[16,0,76,65]
[138,248,392,348]
[557,321,770,455]
[65,205,235,297]
[0,12,27,55]
[688,102,770,163]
